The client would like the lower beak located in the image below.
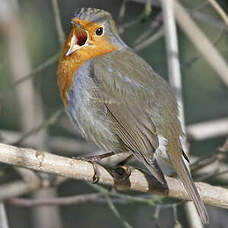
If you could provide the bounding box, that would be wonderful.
[65,34,77,56]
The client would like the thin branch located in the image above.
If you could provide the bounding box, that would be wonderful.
[0,143,228,209]
[88,183,162,206]
[189,9,228,31]
[133,13,162,45]
[0,169,41,201]
[199,169,228,182]
[134,28,164,51]
[0,53,59,101]
[51,0,65,44]
[183,28,225,69]
[105,195,134,228]
[129,0,228,30]
[208,0,228,26]
[8,193,102,207]
[12,53,59,87]
[173,0,228,86]
[13,109,64,146]
[186,117,228,140]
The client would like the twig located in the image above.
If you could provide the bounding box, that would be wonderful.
[130,0,228,30]
[88,183,162,206]
[190,154,219,174]
[199,169,228,182]
[186,117,228,140]
[105,195,134,228]
[12,53,59,88]
[51,0,65,44]
[13,109,64,146]
[134,28,164,51]
[0,168,41,201]
[119,18,142,34]
[173,0,228,86]
[183,28,225,69]
[189,9,228,31]
[8,193,102,207]
[133,13,162,45]
[0,143,228,208]
[0,53,59,102]
[208,0,228,26]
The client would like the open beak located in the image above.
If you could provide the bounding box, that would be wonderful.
[65,22,90,56]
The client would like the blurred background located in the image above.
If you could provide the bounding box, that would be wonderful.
[0,0,228,227]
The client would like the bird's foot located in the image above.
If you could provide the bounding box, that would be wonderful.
[73,152,115,184]
[114,165,132,181]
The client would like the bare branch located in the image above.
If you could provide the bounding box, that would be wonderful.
[12,53,59,88]
[105,195,134,228]
[0,169,41,201]
[134,28,164,51]
[187,118,228,140]
[173,0,228,86]
[13,109,64,146]
[51,0,65,44]
[8,193,102,207]
[208,0,228,26]
[129,0,228,31]
[0,143,228,209]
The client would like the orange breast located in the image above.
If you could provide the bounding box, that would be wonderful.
[57,56,82,106]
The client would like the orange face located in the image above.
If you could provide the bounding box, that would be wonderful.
[57,18,119,105]
[64,18,119,61]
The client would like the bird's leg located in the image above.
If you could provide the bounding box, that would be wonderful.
[74,151,115,162]
[74,152,115,183]
[117,154,134,166]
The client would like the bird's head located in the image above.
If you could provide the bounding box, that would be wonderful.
[63,8,125,60]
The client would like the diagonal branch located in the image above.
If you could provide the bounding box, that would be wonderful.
[208,0,228,26]
[173,0,228,86]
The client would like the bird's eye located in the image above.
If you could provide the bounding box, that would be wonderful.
[96,27,103,36]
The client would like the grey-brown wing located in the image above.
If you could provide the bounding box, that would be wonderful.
[104,102,165,184]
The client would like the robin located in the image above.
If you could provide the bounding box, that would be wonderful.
[57,8,209,224]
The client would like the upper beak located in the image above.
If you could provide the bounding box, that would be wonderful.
[65,21,89,57]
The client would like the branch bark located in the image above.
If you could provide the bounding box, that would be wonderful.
[0,143,228,209]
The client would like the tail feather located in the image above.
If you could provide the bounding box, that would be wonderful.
[174,157,209,224]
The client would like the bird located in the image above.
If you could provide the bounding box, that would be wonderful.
[57,8,209,224]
